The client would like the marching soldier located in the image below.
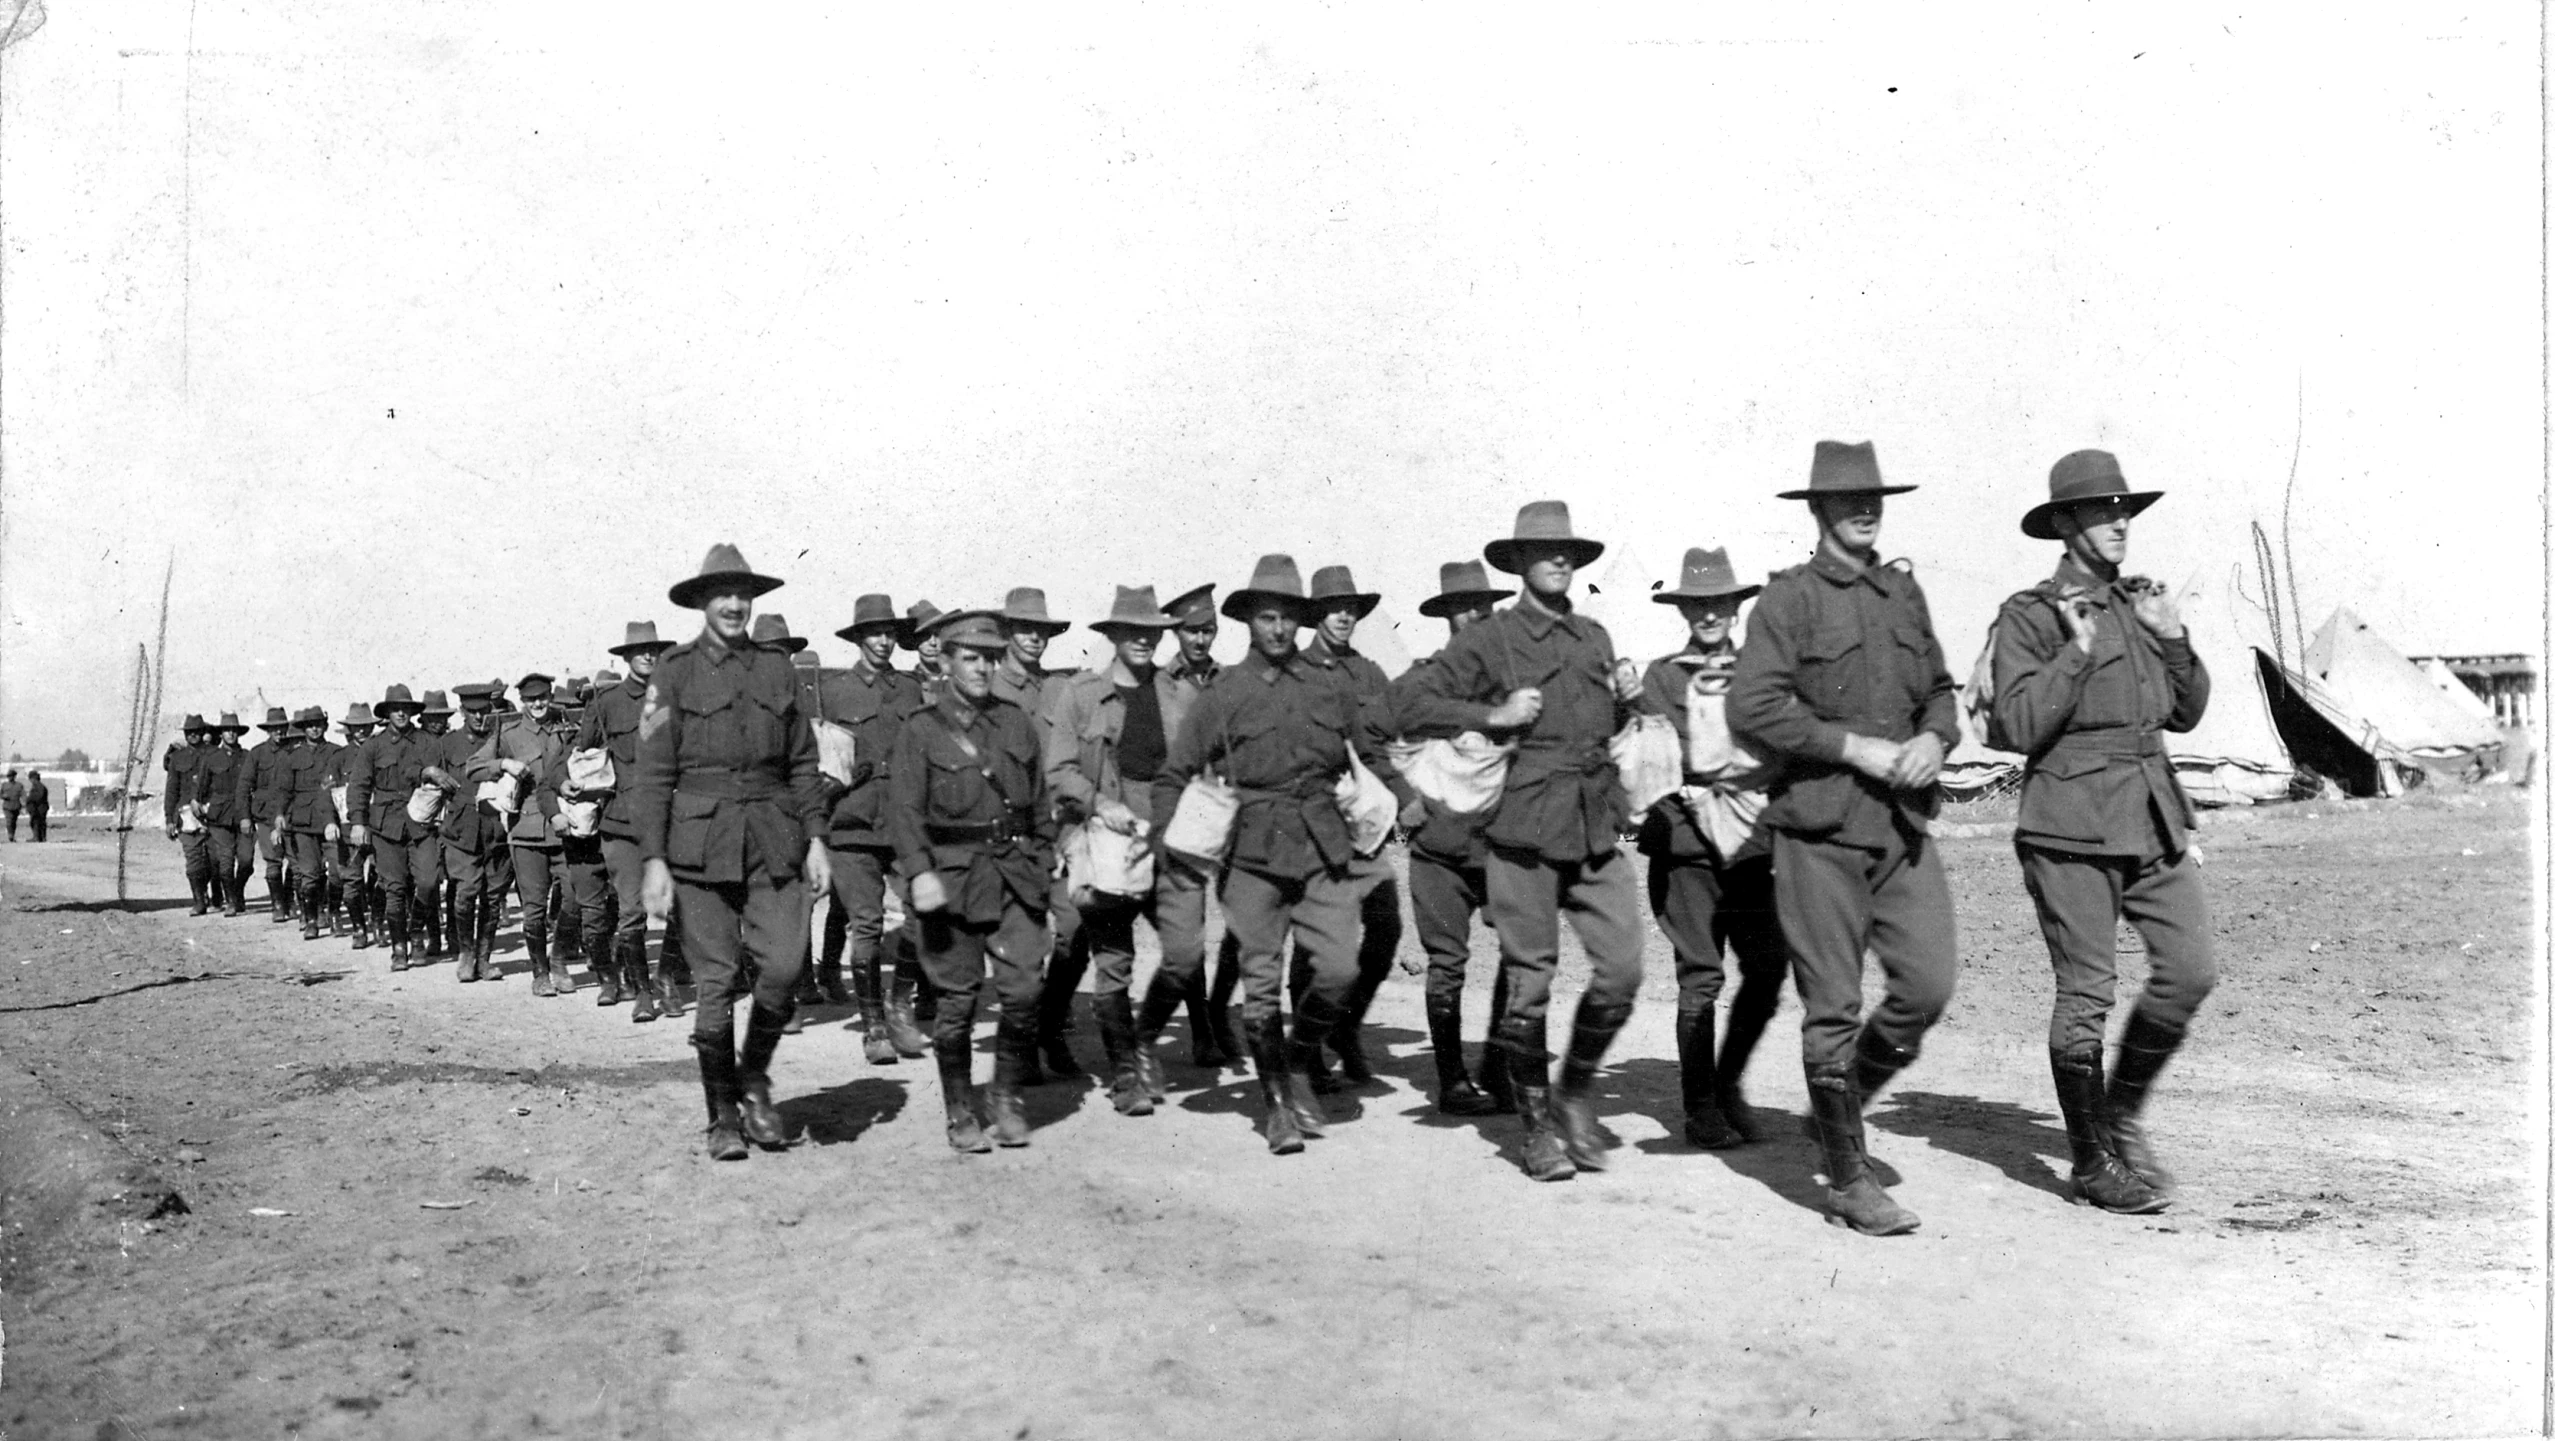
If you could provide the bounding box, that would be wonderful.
[324,702,378,947]
[630,545,830,1161]
[886,608,1055,1151]
[475,674,578,996]
[1729,441,1961,1236]
[346,685,440,967]
[816,594,931,1065]
[1040,584,1183,1115]
[749,613,830,1034]
[428,685,510,982]
[579,624,681,1022]
[414,691,457,959]
[1399,503,1650,1182]
[1141,583,1244,1068]
[1300,565,1406,1088]
[1388,560,1516,1116]
[984,588,1082,1081]
[281,708,339,939]
[197,714,251,915]
[1990,450,2215,1214]
[1637,547,1786,1147]
[237,707,300,922]
[902,599,949,707]
[165,716,216,913]
[1148,556,1376,1156]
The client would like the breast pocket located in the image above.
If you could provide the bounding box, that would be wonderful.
[1797,624,1865,714]
[925,749,982,819]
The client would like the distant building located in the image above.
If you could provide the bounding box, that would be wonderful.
[2411,654,2538,729]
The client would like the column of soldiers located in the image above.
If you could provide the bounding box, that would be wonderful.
[159,440,2216,1235]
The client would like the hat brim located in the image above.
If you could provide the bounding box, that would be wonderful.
[1417,588,1514,619]
[2020,490,2163,541]
[996,615,1072,636]
[833,619,903,643]
[373,701,423,715]
[1220,589,1319,623]
[667,570,785,610]
[1775,484,1919,500]
[607,639,675,658]
[1091,616,1178,635]
[1652,583,1762,604]
[1484,537,1606,575]
[1307,593,1381,621]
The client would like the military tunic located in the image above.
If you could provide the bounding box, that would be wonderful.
[627,631,827,1037]
[885,692,1054,1045]
[815,659,928,994]
[1727,550,1961,1074]
[1990,555,2217,1053]
[345,725,445,944]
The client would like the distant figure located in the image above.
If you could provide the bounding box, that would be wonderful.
[23,771,48,842]
[1,769,20,841]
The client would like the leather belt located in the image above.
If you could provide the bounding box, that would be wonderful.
[676,770,791,802]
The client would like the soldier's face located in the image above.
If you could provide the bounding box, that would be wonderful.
[1248,606,1299,661]
[1176,619,1217,666]
[1004,623,1048,666]
[186,730,209,747]
[856,629,896,667]
[1104,627,1157,673]
[947,643,998,701]
[301,724,328,744]
[1315,602,1359,649]
[464,708,495,736]
[1678,596,1741,648]
[526,697,554,723]
[700,587,755,644]
[1446,599,1495,636]
[917,635,944,670]
[349,726,374,743]
[386,710,414,732]
[1522,553,1577,600]
[2055,500,2134,568]
[1812,494,1884,553]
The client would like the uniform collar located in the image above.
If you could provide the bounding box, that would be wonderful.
[851,656,896,685]
[1305,633,1362,665]
[1167,652,1220,685]
[698,629,748,667]
[1809,547,1894,593]
[935,691,989,731]
[1242,646,1325,683]
[2051,553,2119,597]
[997,654,1039,685]
[1511,587,1585,639]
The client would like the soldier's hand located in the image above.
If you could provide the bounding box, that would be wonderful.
[2064,594,2099,654]
[1840,734,1900,782]
[1889,732,1945,790]
[804,839,832,898]
[349,824,369,848]
[1483,687,1544,730]
[238,819,254,835]
[165,824,180,841]
[1611,659,1643,703]
[1398,796,1428,832]
[2129,583,2185,639]
[910,870,949,914]
[325,823,340,842]
[642,858,675,922]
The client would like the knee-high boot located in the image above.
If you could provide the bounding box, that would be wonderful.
[1097,992,1150,1117]
[986,1014,1035,1148]
[345,878,372,950]
[693,1030,747,1161]
[936,1035,989,1154]
[737,1004,795,1150]
[1555,996,1634,1171]
[856,949,896,1064]
[1807,1063,1918,1235]
[1247,1012,1305,1155]
[1675,1005,1742,1149]
[385,893,412,970]
[2052,1046,2166,1213]
[1279,995,1338,1138]
[1425,991,1499,1116]
[2105,1009,2188,1196]
[1132,971,1182,1103]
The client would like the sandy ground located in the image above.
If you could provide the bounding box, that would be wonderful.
[0,789,2541,1440]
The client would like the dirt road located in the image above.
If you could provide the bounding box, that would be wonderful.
[0,790,2540,1439]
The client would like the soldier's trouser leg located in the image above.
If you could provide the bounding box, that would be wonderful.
[1482,846,1646,1089]
[412,838,446,952]
[1036,876,1087,1052]
[288,832,327,932]
[679,866,810,1045]
[178,831,214,910]
[1775,828,1958,1081]
[511,843,557,956]
[203,826,240,910]
[1219,867,1361,1032]
[370,834,414,953]
[27,810,42,842]
[1410,848,1493,1099]
[562,835,611,978]
[1650,849,1734,1129]
[256,824,290,916]
[2018,843,2216,1055]
[445,845,488,975]
[1336,853,1403,1022]
[3,809,14,840]
[1713,855,1788,1084]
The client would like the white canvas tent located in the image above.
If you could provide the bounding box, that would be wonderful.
[2167,564,2296,805]
[2418,657,2499,725]
[2293,607,2504,768]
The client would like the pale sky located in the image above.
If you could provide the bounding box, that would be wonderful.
[1,3,2542,760]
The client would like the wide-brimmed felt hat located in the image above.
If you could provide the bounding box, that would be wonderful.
[1091,585,1179,633]
[419,689,454,717]
[928,608,1008,652]
[997,587,1070,635]
[750,613,809,653]
[1221,554,1318,622]
[609,620,674,657]
[1162,584,1217,627]
[1484,500,1606,574]
[1776,440,1916,500]
[834,593,901,642]
[341,701,377,727]
[668,543,784,610]
[254,706,292,732]
[898,599,944,651]
[294,706,329,727]
[1417,560,1513,619]
[376,684,423,714]
[1653,546,1762,604]
[179,713,210,733]
[212,711,250,733]
[1307,566,1381,619]
[2020,449,2164,540]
